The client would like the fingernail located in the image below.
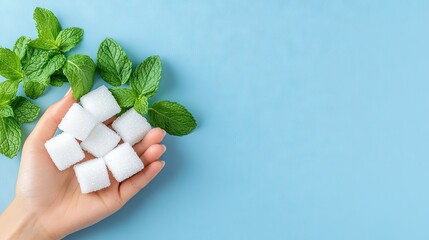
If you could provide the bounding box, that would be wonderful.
[64,88,71,97]
[161,144,167,153]
[162,129,167,136]
[161,160,165,167]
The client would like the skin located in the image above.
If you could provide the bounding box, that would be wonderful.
[0,90,167,239]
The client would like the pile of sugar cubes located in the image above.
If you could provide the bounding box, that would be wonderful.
[44,86,152,193]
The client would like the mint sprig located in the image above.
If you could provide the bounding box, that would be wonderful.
[0,7,197,159]
[30,8,84,53]
[99,39,197,136]
[0,7,92,102]
[0,7,89,158]
[27,8,91,99]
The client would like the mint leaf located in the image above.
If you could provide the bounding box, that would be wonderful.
[0,80,19,105]
[50,74,67,87]
[33,7,62,40]
[110,87,137,108]
[130,55,161,98]
[0,117,22,158]
[148,101,197,136]
[0,48,23,80]
[10,96,40,124]
[0,106,14,118]
[56,27,83,52]
[29,38,58,50]
[97,38,132,86]
[63,54,95,100]
[24,50,66,84]
[13,36,32,64]
[22,50,65,99]
[23,81,46,99]
[134,95,148,115]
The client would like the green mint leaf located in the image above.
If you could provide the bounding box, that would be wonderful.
[10,96,40,124]
[56,27,83,52]
[63,54,95,100]
[0,48,23,80]
[49,73,67,87]
[23,80,46,99]
[148,101,197,136]
[130,55,161,98]
[22,50,65,99]
[0,117,22,158]
[24,50,66,84]
[29,38,58,51]
[109,87,137,108]
[0,105,14,118]
[13,36,32,63]
[97,38,132,86]
[33,7,62,40]
[134,95,148,115]
[0,80,19,105]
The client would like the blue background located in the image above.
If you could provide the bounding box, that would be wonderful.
[1,0,429,239]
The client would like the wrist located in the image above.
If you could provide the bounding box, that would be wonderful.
[0,198,55,240]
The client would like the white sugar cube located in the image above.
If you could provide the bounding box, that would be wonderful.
[80,124,121,157]
[45,132,85,171]
[104,143,144,182]
[80,85,121,122]
[74,158,111,193]
[112,108,151,145]
[58,103,98,140]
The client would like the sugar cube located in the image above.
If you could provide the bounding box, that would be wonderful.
[45,132,85,171]
[80,85,121,122]
[104,143,144,182]
[74,158,111,193]
[112,108,151,145]
[58,103,98,140]
[81,124,121,157]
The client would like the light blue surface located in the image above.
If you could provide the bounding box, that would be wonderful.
[1,0,429,239]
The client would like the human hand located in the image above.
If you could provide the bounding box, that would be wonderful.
[0,90,166,239]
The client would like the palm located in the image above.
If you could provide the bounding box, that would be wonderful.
[14,92,166,238]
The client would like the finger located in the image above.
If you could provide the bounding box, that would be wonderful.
[103,115,117,126]
[133,128,166,156]
[119,160,165,203]
[141,144,166,165]
[29,89,75,141]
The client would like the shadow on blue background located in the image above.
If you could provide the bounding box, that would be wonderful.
[1,0,429,239]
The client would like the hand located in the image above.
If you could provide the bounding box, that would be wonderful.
[0,90,166,239]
